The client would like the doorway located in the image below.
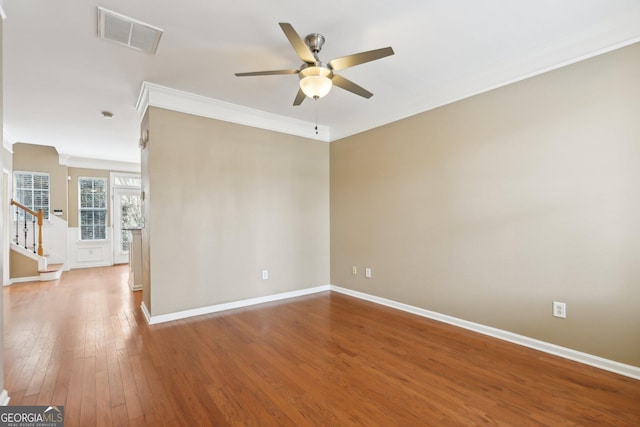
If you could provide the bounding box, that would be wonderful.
[111,173,142,264]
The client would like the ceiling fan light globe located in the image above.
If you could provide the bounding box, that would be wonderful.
[299,66,333,99]
[300,76,332,99]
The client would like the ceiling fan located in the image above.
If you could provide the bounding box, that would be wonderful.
[235,23,394,106]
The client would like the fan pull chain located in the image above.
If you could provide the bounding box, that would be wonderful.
[315,104,319,135]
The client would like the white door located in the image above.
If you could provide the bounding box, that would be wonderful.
[113,188,142,264]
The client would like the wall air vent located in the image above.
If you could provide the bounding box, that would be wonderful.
[97,7,163,54]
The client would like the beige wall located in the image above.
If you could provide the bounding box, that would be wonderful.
[9,250,39,278]
[140,110,151,312]
[331,43,640,367]
[67,167,111,227]
[144,107,330,316]
[12,143,68,221]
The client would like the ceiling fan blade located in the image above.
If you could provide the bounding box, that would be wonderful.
[329,47,394,71]
[235,69,299,77]
[331,74,373,99]
[293,88,306,106]
[279,23,316,64]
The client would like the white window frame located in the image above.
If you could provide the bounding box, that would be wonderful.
[13,171,50,220]
[79,176,108,241]
[111,173,142,189]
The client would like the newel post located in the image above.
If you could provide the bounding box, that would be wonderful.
[37,209,44,256]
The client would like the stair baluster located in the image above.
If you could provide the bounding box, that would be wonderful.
[15,205,19,247]
[23,214,28,250]
[10,199,44,256]
[32,215,37,253]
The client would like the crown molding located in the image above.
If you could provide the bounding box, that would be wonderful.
[58,154,140,173]
[136,82,330,142]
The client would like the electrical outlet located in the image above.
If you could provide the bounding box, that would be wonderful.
[553,301,566,318]
[365,268,372,278]
[262,269,269,280]
[352,266,357,275]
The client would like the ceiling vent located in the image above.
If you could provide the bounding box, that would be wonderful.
[97,7,163,54]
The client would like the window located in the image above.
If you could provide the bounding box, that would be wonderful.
[14,171,50,220]
[114,175,142,187]
[79,177,107,240]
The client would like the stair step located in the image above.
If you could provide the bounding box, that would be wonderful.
[38,264,64,281]
[40,263,64,273]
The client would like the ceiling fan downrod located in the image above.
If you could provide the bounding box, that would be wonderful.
[305,33,325,58]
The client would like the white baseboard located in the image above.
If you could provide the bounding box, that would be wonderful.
[9,276,41,284]
[0,389,10,406]
[329,285,640,381]
[141,301,151,324]
[68,261,113,270]
[136,281,639,380]
[143,285,330,325]
[9,270,63,284]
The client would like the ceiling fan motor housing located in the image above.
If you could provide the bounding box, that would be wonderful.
[305,33,325,54]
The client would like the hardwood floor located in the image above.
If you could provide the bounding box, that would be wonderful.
[3,266,639,426]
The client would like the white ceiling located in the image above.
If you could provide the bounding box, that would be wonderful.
[3,0,640,165]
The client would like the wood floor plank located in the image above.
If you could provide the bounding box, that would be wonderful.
[80,356,97,426]
[35,349,62,405]
[24,344,54,396]
[19,392,39,406]
[62,356,84,427]
[8,389,25,406]
[50,349,74,407]
[138,353,185,426]
[13,340,45,394]
[127,355,157,421]
[4,265,639,426]
[95,369,113,427]
[116,350,143,420]
[106,346,126,409]
[111,404,130,427]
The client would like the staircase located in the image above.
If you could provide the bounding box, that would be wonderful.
[10,244,63,282]
[9,199,64,283]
